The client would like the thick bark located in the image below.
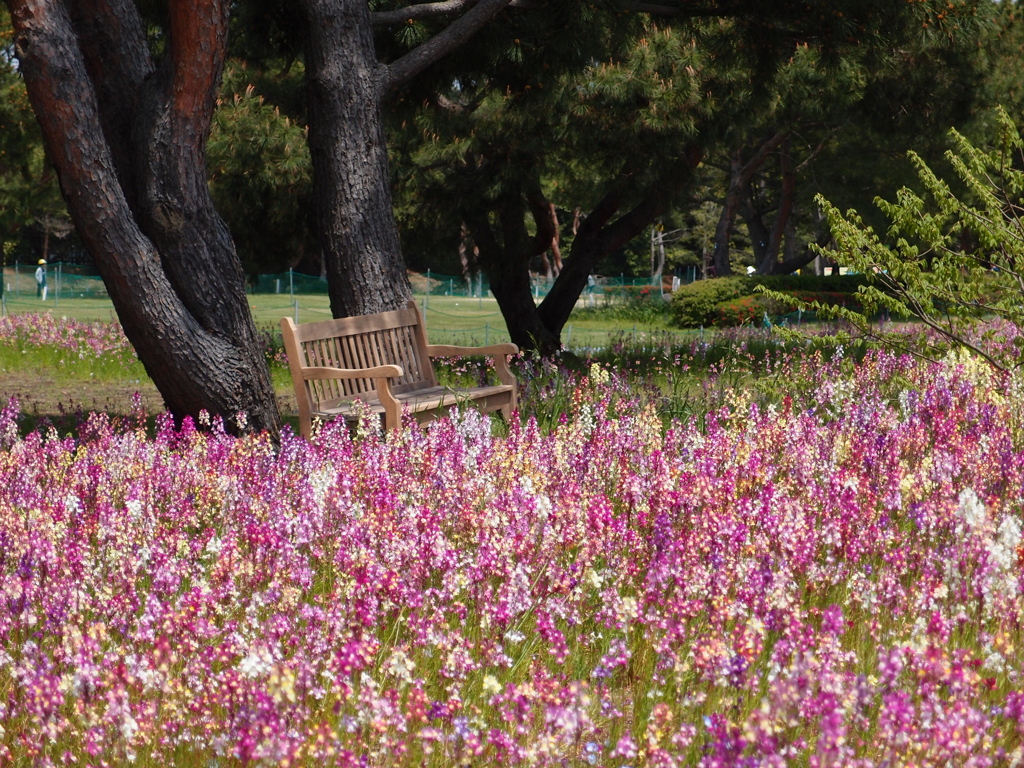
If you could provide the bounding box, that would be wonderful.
[301,0,412,318]
[7,0,281,435]
[298,0,512,321]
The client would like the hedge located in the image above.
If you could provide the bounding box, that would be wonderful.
[671,275,870,327]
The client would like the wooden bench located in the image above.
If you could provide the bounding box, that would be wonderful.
[280,300,518,438]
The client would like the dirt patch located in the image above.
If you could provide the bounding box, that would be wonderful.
[0,368,164,418]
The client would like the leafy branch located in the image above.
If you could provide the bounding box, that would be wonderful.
[757,106,1024,373]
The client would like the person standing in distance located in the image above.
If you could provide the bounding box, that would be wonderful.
[35,259,47,301]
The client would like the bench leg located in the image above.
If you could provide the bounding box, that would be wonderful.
[376,377,402,432]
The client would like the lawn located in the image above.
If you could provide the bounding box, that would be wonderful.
[1,315,1022,766]
[2,283,682,347]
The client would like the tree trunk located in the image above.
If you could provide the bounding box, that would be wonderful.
[712,132,791,277]
[301,0,413,318]
[750,136,796,275]
[537,148,703,343]
[468,192,561,355]
[7,0,280,435]
[712,148,744,277]
[546,202,563,278]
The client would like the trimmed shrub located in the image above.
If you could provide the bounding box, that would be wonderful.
[712,295,769,326]
[672,274,871,327]
[670,277,755,327]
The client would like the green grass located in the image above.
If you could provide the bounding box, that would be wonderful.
[3,290,688,349]
[0,340,148,383]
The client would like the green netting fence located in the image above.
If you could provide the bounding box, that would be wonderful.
[3,264,693,301]
[248,268,691,301]
[2,262,111,301]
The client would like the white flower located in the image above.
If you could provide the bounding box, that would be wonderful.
[386,650,416,684]
[991,515,1022,572]
[504,630,525,645]
[120,713,138,742]
[957,488,986,531]
[620,596,639,623]
[125,498,144,522]
[482,674,502,695]
[238,645,276,679]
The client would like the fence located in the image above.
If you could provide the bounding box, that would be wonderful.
[3,264,697,308]
[2,262,111,302]
[249,267,699,302]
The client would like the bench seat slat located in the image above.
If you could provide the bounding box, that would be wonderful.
[315,384,515,421]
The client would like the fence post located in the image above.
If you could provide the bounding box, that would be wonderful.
[55,263,61,308]
[566,324,572,348]
[425,269,430,311]
[289,269,294,299]
[294,297,299,324]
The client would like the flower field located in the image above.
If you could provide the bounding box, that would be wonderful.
[0,314,135,365]
[1,318,1024,765]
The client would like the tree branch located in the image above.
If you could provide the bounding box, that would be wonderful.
[384,0,513,91]
[597,147,705,253]
[373,0,539,25]
[373,0,474,25]
[168,0,230,146]
[526,186,556,258]
[538,145,703,330]
[63,0,153,201]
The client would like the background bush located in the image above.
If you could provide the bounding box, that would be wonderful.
[672,275,870,327]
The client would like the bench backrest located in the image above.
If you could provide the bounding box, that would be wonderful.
[284,302,437,407]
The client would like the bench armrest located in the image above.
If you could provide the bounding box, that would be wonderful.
[425,343,518,390]
[302,364,403,381]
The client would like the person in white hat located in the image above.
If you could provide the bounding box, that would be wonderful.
[35,259,47,301]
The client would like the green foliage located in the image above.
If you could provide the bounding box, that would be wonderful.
[670,277,755,327]
[672,274,869,327]
[759,107,1024,371]
[571,285,674,324]
[207,64,315,276]
[0,10,72,258]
